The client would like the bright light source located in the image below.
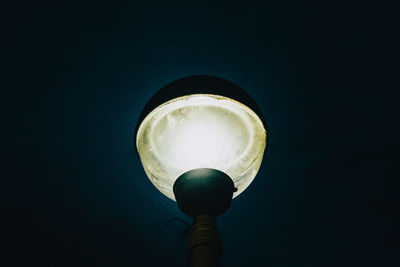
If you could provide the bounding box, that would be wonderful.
[136,94,267,200]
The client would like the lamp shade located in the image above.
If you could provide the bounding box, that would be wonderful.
[136,76,267,201]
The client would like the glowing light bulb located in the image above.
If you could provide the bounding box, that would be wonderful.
[136,94,267,200]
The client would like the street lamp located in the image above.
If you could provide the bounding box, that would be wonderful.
[135,75,267,266]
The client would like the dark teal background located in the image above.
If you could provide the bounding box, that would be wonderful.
[3,1,397,266]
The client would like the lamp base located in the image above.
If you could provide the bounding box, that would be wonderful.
[173,168,237,218]
[173,169,236,267]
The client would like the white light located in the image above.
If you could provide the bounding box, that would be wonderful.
[136,94,267,201]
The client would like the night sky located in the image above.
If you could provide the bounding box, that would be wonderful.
[4,1,397,266]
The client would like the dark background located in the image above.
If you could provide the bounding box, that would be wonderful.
[3,1,397,266]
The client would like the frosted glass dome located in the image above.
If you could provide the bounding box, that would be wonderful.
[136,94,267,201]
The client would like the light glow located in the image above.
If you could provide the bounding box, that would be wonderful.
[136,94,266,200]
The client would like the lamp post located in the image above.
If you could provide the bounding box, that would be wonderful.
[135,75,267,266]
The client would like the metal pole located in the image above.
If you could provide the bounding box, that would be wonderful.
[189,213,221,267]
